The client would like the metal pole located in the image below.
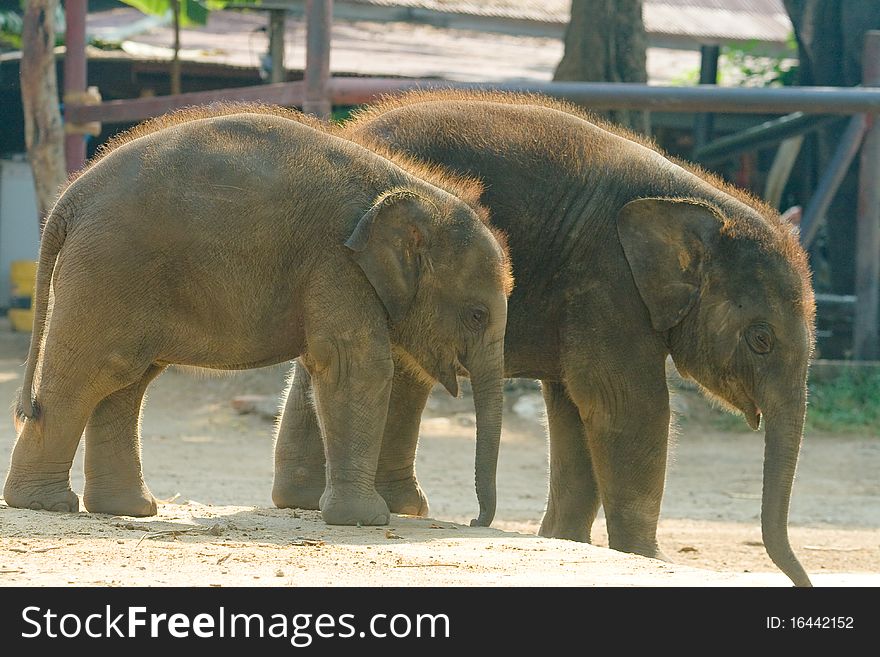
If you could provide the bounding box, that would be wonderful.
[63,0,87,173]
[854,31,880,360]
[269,9,287,84]
[693,44,719,149]
[303,0,332,118]
[325,78,880,115]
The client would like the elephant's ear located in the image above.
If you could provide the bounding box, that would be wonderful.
[618,198,722,331]
[345,191,432,323]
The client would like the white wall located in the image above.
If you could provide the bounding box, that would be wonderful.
[0,158,41,309]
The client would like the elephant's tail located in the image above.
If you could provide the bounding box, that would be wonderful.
[18,209,68,421]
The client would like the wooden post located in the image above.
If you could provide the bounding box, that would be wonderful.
[303,0,332,119]
[269,9,287,84]
[854,31,880,360]
[63,0,87,174]
[799,114,868,248]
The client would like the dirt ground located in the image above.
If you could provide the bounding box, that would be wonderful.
[0,319,877,587]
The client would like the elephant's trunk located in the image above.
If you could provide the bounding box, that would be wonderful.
[760,391,812,587]
[467,344,504,527]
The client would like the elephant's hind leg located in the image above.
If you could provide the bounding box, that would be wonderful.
[568,373,670,561]
[272,359,327,510]
[4,279,159,514]
[82,365,166,517]
[538,381,600,542]
[375,366,433,516]
[3,405,83,512]
[4,352,151,514]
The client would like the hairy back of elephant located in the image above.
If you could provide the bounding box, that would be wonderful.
[341,90,808,283]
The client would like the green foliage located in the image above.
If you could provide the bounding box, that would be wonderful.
[0,4,65,49]
[0,9,23,48]
[330,105,358,124]
[671,33,799,88]
[721,38,799,88]
[119,0,258,27]
[89,37,125,51]
[669,66,700,87]
[806,368,880,434]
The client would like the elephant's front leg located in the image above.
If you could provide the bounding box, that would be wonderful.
[538,381,600,542]
[307,332,394,526]
[274,359,434,516]
[375,365,433,516]
[566,364,671,561]
[272,359,327,510]
[82,365,165,517]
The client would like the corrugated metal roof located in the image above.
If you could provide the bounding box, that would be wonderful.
[648,0,784,11]
[84,1,795,87]
[647,2,790,42]
[86,7,710,85]
[343,0,570,23]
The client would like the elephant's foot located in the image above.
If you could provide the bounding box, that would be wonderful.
[537,515,591,543]
[607,529,666,561]
[538,503,592,542]
[376,477,429,516]
[83,483,158,517]
[611,542,669,562]
[3,474,80,513]
[319,486,390,526]
[272,467,325,510]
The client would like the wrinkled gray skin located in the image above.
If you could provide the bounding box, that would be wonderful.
[272,95,815,586]
[3,112,508,528]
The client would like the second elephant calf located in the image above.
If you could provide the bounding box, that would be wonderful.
[3,109,512,528]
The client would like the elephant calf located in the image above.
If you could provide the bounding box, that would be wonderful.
[3,110,511,528]
[274,91,817,586]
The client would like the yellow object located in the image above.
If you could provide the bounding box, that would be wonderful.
[9,260,37,332]
[8,309,33,332]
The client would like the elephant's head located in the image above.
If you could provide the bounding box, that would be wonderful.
[619,197,815,587]
[346,189,512,526]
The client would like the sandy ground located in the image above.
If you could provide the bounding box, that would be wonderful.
[0,320,877,587]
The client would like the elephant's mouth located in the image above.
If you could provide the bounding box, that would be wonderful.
[739,395,762,430]
[434,354,466,398]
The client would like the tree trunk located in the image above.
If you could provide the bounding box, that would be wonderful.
[783,1,880,295]
[20,0,67,227]
[170,0,182,95]
[553,0,648,132]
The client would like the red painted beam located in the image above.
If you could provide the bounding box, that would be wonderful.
[63,0,87,173]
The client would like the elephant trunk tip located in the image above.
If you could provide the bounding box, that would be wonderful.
[472,460,497,528]
[469,505,495,528]
[762,530,812,587]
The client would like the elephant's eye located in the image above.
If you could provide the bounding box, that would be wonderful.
[745,323,774,354]
[465,305,488,331]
